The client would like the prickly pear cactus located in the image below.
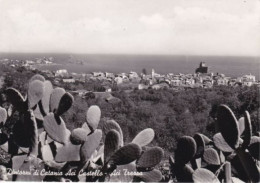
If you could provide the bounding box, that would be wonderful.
[55,92,74,116]
[43,113,70,144]
[193,133,205,159]
[13,110,38,148]
[70,128,89,145]
[108,143,142,166]
[4,88,26,111]
[28,80,44,109]
[104,129,120,163]
[203,147,221,165]
[80,129,102,162]
[55,141,81,162]
[0,107,7,126]
[241,111,252,149]
[86,105,101,132]
[29,74,45,83]
[136,146,164,170]
[213,133,234,152]
[175,136,196,165]
[192,168,220,183]
[132,128,155,147]
[216,105,239,149]
[247,136,260,161]
[49,87,66,113]
[41,80,53,115]
[102,119,123,146]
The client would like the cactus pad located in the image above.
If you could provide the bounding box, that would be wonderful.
[238,117,245,136]
[0,107,7,125]
[15,156,45,181]
[12,155,27,172]
[132,128,155,147]
[55,142,81,162]
[86,105,101,131]
[103,119,123,146]
[28,80,44,108]
[213,133,234,152]
[109,143,142,166]
[136,146,164,169]
[29,74,45,83]
[203,147,220,165]
[172,163,194,182]
[41,80,53,114]
[236,148,260,182]
[216,105,239,149]
[81,122,92,135]
[56,92,74,116]
[5,88,26,111]
[80,129,102,162]
[33,104,44,121]
[134,169,162,182]
[39,131,54,145]
[250,136,260,144]
[0,133,8,145]
[43,113,69,144]
[248,141,260,160]
[104,129,120,163]
[241,111,252,149]
[49,87,66,113]
[192,168,220,183]
[231,177,245,183]
[193,133,205,158]
[13,110,38,148]
[175,136,196,165]
[41,144,54,162]
[70,128,88,145]
[200,134,212,145]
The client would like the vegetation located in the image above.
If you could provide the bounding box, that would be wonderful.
[0,65,259,182]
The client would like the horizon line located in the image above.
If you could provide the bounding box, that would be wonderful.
[0,52,259,58]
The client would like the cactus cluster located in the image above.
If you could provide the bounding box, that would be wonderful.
[0,74,166,182]
[0,74,259,182]
[169,104,260,183]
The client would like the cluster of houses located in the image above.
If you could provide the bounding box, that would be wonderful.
[50,63,258,91]
[1,58,258,92]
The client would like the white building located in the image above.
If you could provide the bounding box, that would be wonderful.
[129,71,139,79]
[115,77,123,84]
[55,69,69,77]
[63,78,75,83]
[242,74,255,82]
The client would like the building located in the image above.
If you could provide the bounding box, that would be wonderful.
[115,77,123,84]
[195,62,208,74]
[128,71,139,79]
[105,72,115,78]
[152,83,170,90]
[55,69,69,77]
[62,78,75,83]
[92,72,104,77]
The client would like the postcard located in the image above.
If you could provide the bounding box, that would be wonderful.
[0,0,259,182]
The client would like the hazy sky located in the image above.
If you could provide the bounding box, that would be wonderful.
[0,0,259,56]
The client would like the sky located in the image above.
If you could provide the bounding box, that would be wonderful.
[0,0,259,56]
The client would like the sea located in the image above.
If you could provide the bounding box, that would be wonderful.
[0,53,259,79]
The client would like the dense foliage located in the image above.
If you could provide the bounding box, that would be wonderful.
[0,65,259,155]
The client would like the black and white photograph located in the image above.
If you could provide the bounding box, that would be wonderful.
[0,0,259,182]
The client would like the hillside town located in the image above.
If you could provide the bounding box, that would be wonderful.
[0,57,259,94]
